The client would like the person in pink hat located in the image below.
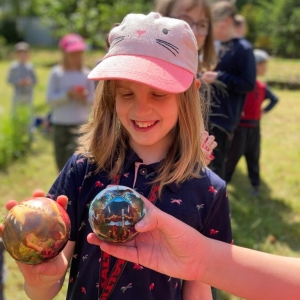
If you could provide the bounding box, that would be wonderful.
[46,33,95,171]
[5,13,232,300]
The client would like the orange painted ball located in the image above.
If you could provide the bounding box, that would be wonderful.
[2,197,70,265]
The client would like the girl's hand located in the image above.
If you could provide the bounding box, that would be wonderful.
[87,196,209,281]
[0,190,69,290]
[68,86,88,102]
[201,131,217,166]
[23,77,33,86]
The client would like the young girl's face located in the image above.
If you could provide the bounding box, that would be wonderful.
[115,80,178,154]
[64,51,84,69]
[169,1,209,49]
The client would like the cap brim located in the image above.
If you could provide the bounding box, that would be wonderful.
[88,55,194,93]
[65,44,86,52]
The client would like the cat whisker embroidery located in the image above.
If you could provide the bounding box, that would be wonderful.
[110,36,126,49]
[156,39,179,56]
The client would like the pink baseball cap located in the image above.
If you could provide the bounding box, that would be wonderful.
[88,12,198,93]
[59,33,86,53]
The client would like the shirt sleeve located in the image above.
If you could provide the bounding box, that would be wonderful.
[201,184,233,244]
[262,86,279,113]
[7,65,19,85]
[46,68,69,106]
[217,46,256,95]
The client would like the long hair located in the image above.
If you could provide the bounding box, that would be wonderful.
[77,80,206,197]
[155,0,217,72]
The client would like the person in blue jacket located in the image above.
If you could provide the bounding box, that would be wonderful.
[202,1,256,179]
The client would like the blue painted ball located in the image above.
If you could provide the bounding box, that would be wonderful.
[88,185,146,243]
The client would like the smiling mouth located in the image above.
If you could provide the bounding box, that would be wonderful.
[133,121,157,128]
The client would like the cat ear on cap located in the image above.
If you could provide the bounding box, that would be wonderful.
[88,12,198,93]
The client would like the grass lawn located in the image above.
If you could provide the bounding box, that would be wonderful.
[0,51,300,299]
[261,58,300,84]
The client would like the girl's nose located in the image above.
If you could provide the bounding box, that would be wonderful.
[133,98,151,115]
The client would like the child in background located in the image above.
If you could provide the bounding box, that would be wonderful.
[46,33,94,171]
[7,42,37,120]
[11,13,232,300]
[225,49,278,196]
[205,1,256,179]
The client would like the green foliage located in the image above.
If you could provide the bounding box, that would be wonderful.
[0,35,7,59]
[0,106,32,170]
[34,0,154,48]
[0,18,22,44]
[240,0,300,58]
[0,0,40,16]
[271,0,300,57]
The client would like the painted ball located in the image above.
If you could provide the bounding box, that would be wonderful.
[2,197,71,265]
[89,185,146,243]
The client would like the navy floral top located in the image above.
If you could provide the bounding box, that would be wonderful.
[47,149,232,300]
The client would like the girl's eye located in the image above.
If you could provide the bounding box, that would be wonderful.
[200,23,208,29]
[152,93,167,99]
[120,93,133,98]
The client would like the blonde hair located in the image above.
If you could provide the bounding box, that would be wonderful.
[77,80,206,197]
[234,14,246,27]
[211,1,237,22]
[155,0,216,72]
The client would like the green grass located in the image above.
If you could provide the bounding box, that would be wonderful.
[220,90,300,299]
[261,58,300,84]
[0,52,300,299]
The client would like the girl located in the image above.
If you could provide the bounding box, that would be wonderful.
[46,33,95,171]
[8,13,232,300]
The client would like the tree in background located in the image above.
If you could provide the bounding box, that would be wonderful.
[1,0,299,57]
[0,0,40,43]
[34,0,154,48]
[270,0,300,58]
[237,0,300,58]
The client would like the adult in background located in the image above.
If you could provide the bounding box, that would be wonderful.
[204,1,256,179]
[46,34,94,171]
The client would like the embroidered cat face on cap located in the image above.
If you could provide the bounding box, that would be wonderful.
[88,12,198,93]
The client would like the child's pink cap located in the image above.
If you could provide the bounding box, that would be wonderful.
[88,12,198,93]
[59,33,86,53]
